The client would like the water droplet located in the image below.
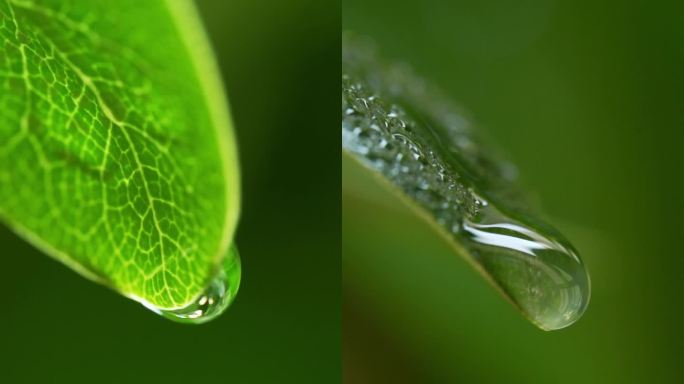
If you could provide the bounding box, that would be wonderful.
[142,245,241,324]
[462,202,589,330]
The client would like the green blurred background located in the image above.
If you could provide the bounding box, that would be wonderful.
[0,1,339,383]
[343,0,684,383]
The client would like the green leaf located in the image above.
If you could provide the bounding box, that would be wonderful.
[342,35,590,330]
[0,0,240,313]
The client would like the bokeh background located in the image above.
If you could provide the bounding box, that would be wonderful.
[0,1,339,383]
[343,0,684,383]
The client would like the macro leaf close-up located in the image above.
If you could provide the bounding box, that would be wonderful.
[4,0,684,382]
[1,0,339,382]
[342,35,590,331]
[0,0,240,321]
[343,0,684,383]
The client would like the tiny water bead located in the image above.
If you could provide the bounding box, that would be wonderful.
[142,245,241,324]
[342,36,590,330]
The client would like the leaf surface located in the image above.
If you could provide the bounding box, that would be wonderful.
[0,0,240,309]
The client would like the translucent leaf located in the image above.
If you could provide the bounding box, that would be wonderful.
[0,0,240,322]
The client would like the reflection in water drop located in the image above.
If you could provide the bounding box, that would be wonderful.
[461,203,589,330]
[342,36,590,330]
[142,245,241,324]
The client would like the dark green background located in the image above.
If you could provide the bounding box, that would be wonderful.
[343,0,684,383]
[0,1,340,383]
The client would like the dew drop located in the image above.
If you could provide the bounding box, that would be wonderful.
[146,245,241,324]
[461,202,590,330]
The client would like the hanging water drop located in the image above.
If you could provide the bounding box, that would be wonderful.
[461,201,589,330]
[139,245,241,324]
